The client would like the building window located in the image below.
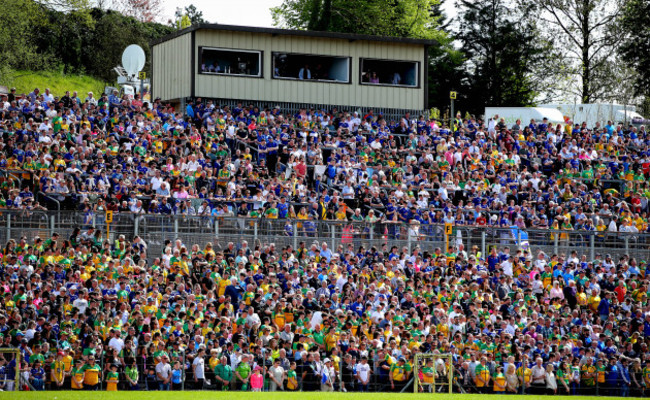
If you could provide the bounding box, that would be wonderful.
[272,53,350,83]
[360,58,419,87]
[199,47,262,77]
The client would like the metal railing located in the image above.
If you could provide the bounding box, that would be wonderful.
[0,210,648,261]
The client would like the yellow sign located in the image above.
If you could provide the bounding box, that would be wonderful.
[138,71,146,80]
[450,91,457,100]
[445,223,453,236]
[106,210,113,223]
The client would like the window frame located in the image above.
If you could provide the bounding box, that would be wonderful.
[198,46,264,78]
[271,51,352,84]
[359,58,421,89]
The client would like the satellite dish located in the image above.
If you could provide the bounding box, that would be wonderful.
[121,44,146,79]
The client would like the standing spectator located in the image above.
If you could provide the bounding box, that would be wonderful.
[235,354,251,390]
[546,364,557,395]
[215,356,233,391]
[531,357,546,394]
[106,364,119,391]
[171,361,183,390]
[505,363,519,394]
[321,358,335,392]
[82,358,101,391]
[474,356,490,393]
[125,359,139,390]
[355,356,372,392]
[29,360,45,390]
[50,352,65,390]
[268,358,285,391]
[192,348,206,389]
[70,359,84,390]
[156,355,172,390]
[250,366,264,392]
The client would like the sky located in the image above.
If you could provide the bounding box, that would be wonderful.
[161,0,284,27]
[161,0,457,28]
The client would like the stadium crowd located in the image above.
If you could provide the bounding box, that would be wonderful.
[0,86,650,237]
[0,87,649,395]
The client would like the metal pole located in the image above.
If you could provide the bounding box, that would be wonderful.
[450,99,455,130]
[50,215,55,236]
[449,359,453,394]
[590,233,595,261]
[15,351,20,391]
[6,213,10,242]
[330,224,335,250]
[181,350,186,391]
[554,231,559,254]
[215,218,219,238]
[293,222,298,249]
[625,236,629,255]
[174,217,179,240]
[254,220,258,243]
[481,231,486,258]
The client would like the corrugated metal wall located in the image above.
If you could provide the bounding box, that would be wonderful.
[191,30,425,110]
[152,33,192,102]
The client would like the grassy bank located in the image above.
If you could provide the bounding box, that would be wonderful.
[4,70,106,97]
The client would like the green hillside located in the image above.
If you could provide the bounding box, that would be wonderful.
[5,70,107,98]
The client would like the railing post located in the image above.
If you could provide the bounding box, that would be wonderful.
[293,222,298,249]
[590,233,595,261]
[254,220,258,243]
[181,350,186,391]
[134,216,139,237]
[481,230,486,258]
[50,215,55,236]
[330,224,335,250]
[625,235,629,255]
[215,218,219,238]
[554,231,559,254]
[369,223,374,240]
[516,229,521,248]
[174,217,179,239]
[6,213,10,241]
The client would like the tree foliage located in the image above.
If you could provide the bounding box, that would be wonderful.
[456,0,550,113]
[184,4,207,25]
[0,0,51,77]
[118,0,163,23]
[619,0,650,99]
[272,0,445,41]
[527,0,625,103]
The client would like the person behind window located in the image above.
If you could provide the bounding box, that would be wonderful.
[299,64,311,80]
[392,72,402,85]
[369,71,379,83]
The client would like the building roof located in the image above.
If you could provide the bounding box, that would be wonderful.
[151,23,437,47]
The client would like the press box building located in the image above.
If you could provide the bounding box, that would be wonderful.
[151,24,435,115]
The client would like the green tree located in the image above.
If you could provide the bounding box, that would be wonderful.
[272,0,445,40]
[0,0,48,77]
[184,4,207,24]
[528,0,625,103]
[456,0,549,114]
[619,0,650,99]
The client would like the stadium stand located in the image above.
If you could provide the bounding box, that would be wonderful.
[0,88,649,394]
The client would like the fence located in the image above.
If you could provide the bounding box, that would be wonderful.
[0,210,648,262]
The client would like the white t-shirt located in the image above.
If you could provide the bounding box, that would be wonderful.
[193,357,205,379]
[156,362,172,380]
[356,362,371,382]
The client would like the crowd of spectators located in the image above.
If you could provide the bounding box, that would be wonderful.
[0,87,650,395]
[1,86,650,240]
[0,231,649,395]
